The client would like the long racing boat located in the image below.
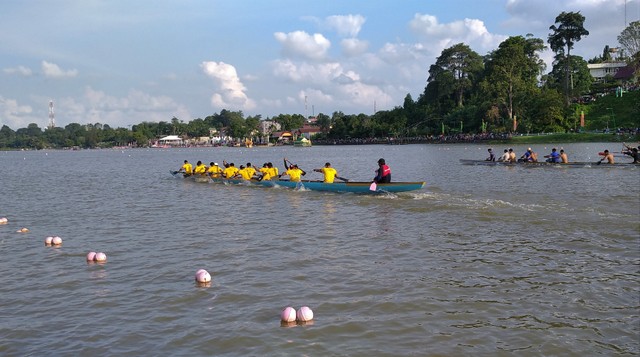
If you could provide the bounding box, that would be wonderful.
[459,159,639,167]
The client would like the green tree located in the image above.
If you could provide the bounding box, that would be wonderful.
[426,43,484,109]
[618,21,640,58]
[547,55,593,99]
[0,125,16,147]
[482,35,546,122]
[315,113,331,133]
[548,11,589,105]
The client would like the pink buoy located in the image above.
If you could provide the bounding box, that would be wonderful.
[195,269,211,283]
[51,236,62,245]
[296,306,314,322]
[86,252,97,261]
[280,306,297,323]
[45,236,54,245]
[94,252,107,262]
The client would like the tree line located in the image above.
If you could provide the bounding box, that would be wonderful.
[1,12,638,149]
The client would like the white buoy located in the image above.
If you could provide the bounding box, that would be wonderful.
[86,252,97,261]
[195,269,211,283]
[94,252,107,262]
[51,236,62,245]
[280,306,297,323]
[296,306,314,322]
[45,236,54,245]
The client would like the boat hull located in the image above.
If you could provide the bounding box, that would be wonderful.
[262,180,425,193]
[207,177,425,193]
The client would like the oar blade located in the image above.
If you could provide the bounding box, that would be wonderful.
[369,182,377,191]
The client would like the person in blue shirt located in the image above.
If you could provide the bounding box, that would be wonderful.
[544,148,561,163]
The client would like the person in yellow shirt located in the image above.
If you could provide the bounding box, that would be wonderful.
[313,162,338,183]
[207,162,223,178]
[194,161,206,175]
[178,160,193,176]
[223,163,240,178]
[280,165,305,182]
[267,162,278,178]
[236,164,257,180]
[244,163,257,179]
[258,163,271,180]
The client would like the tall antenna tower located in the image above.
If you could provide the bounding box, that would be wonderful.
[48,100,55,129]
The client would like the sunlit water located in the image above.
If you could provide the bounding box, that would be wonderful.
[0,143,638,356]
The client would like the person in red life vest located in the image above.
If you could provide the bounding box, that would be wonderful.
[373,158,391,183]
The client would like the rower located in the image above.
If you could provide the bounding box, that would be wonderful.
[280,164,305,182]
[207,162,223,178]
[194,161,206,175]
[622,147,639,163]
[485,148,495,162]
[499,149,510,162]
[559,149,568,163]
[178,160,193,176]
[223,162,239,178]
[544,148,561,163]
[373,158,391,183]
[313,162,338,183]
[599,150,615,164]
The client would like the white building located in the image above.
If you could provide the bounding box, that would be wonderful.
[587,62,627,82]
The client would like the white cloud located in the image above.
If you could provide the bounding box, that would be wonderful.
[270,59,393,114]
[325,14,366,37]
[272,59,342,84]
[341,38,369,57]
[41,61,78,78]
[409,14,506,55]
[0,96,34,129]
[274,31,331,61]
[3,65,32,76]
[200,61,256,111]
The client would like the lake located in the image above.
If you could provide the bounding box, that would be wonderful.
[0,143,638,356]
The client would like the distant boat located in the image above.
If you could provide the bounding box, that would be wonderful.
[293,137,312,147]
[459,159,639,167]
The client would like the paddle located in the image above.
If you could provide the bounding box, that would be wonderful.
[369,182,377,191]
[336,176,349,182]
[170,170,180,176]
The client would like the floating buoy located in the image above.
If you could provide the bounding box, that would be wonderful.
[86,251,97,261]
[94,252,107,262]
[195,269,211,283]
[281,306,297,323]
[51,236,62,245]
[45,236,54,245]
[296,306,314,322]
[0,217,8,224]
[17,227,29,233]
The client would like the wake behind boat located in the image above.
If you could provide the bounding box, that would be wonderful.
[459,159,639,167]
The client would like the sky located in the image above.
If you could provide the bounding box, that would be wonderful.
[0,0,638,130]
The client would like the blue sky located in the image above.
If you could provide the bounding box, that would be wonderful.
[0,0,637,129]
